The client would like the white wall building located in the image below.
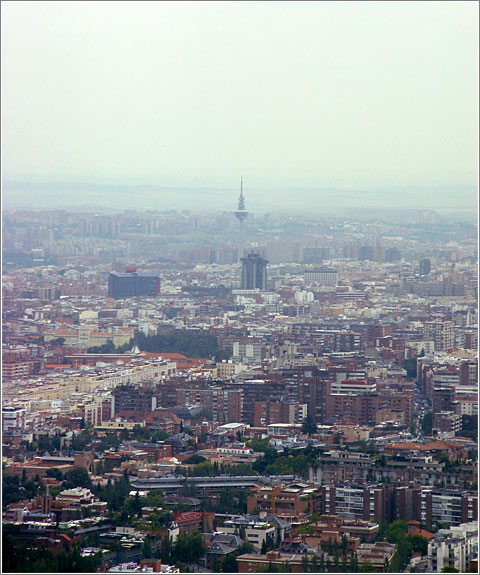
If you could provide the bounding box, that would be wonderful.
[2,406,26,431]
[304,269,338,286]
[428,521,478,573]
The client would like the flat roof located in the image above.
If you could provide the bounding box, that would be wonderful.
[109,272,159,278]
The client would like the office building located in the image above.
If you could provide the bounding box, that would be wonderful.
[241,253,268,290]
[419,258,431,275]
[108,268,160,299]
[304,268,338,286]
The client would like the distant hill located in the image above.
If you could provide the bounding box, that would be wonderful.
[2,179,477,218]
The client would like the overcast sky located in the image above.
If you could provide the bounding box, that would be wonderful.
[1,1,478,203]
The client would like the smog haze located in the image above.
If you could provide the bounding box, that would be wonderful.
[2,1,478,214]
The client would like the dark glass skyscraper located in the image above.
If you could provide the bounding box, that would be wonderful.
[240,253,268,290]
[108,269,160,299]
[419,258,431,275]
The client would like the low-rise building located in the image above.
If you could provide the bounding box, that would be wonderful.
[356,541,397,572]
[247,483,322,522]
[237,550,305,573]
[220,516,276,551]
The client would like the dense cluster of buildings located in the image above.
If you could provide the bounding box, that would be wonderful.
[2,206,478,573]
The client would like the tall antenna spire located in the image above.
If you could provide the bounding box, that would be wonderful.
[234,176,248,260]
[238,176,245,211]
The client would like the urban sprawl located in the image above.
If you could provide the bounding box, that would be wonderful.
[2,200,478,574]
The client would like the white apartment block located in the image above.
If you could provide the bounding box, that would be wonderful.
[221,518,276,551]
[330,379,376,395]
[304,269,338,286]
[428,521,478,573]
[2,406,26,431]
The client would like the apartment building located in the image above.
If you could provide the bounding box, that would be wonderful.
[320,484,395,524]
[428,522,479,573]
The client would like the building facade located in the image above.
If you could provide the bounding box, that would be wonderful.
[304,269,338,286]
[108,270,160,299]
[241,253,268,290]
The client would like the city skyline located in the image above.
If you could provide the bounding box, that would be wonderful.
[1,2,478,573]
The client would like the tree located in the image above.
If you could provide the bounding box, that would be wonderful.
[22,480,39,500]
[385,520,408,543]
[143,538,153,559]
[406,534,428,555]
[87,340,116,354]
[461,414,478,441]
[389,539,411,572]
[237,541,254,554]
[421,412,433,435]
[350,551,359,573]
[247,437,276,456]
[404,355,419,378]
[171,531,206,564]
[190,461,216,476]
[2,533,102,573]
[3,474,23,506]
[136,330,221,359]
[63,466,92,489]
[183,453,206,465]
[341,533,348,554]
[46,468,63,480]
[161,535,172,563]
[301,415,318,436]
[261,540,267,555]
[441,568,459,573]
[359,560,375,572]
[222,553,238,573]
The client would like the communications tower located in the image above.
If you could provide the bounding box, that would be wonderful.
[234,177,248,261]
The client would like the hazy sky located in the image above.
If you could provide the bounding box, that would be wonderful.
[1,1,478,197]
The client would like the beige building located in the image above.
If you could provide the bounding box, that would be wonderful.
[44,326,134,348]
[215,361,237,379]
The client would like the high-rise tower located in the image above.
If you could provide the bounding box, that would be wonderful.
[234,177,248,261]
[241,253,268,290]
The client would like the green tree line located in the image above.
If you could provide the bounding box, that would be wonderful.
[136,330,229,359]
